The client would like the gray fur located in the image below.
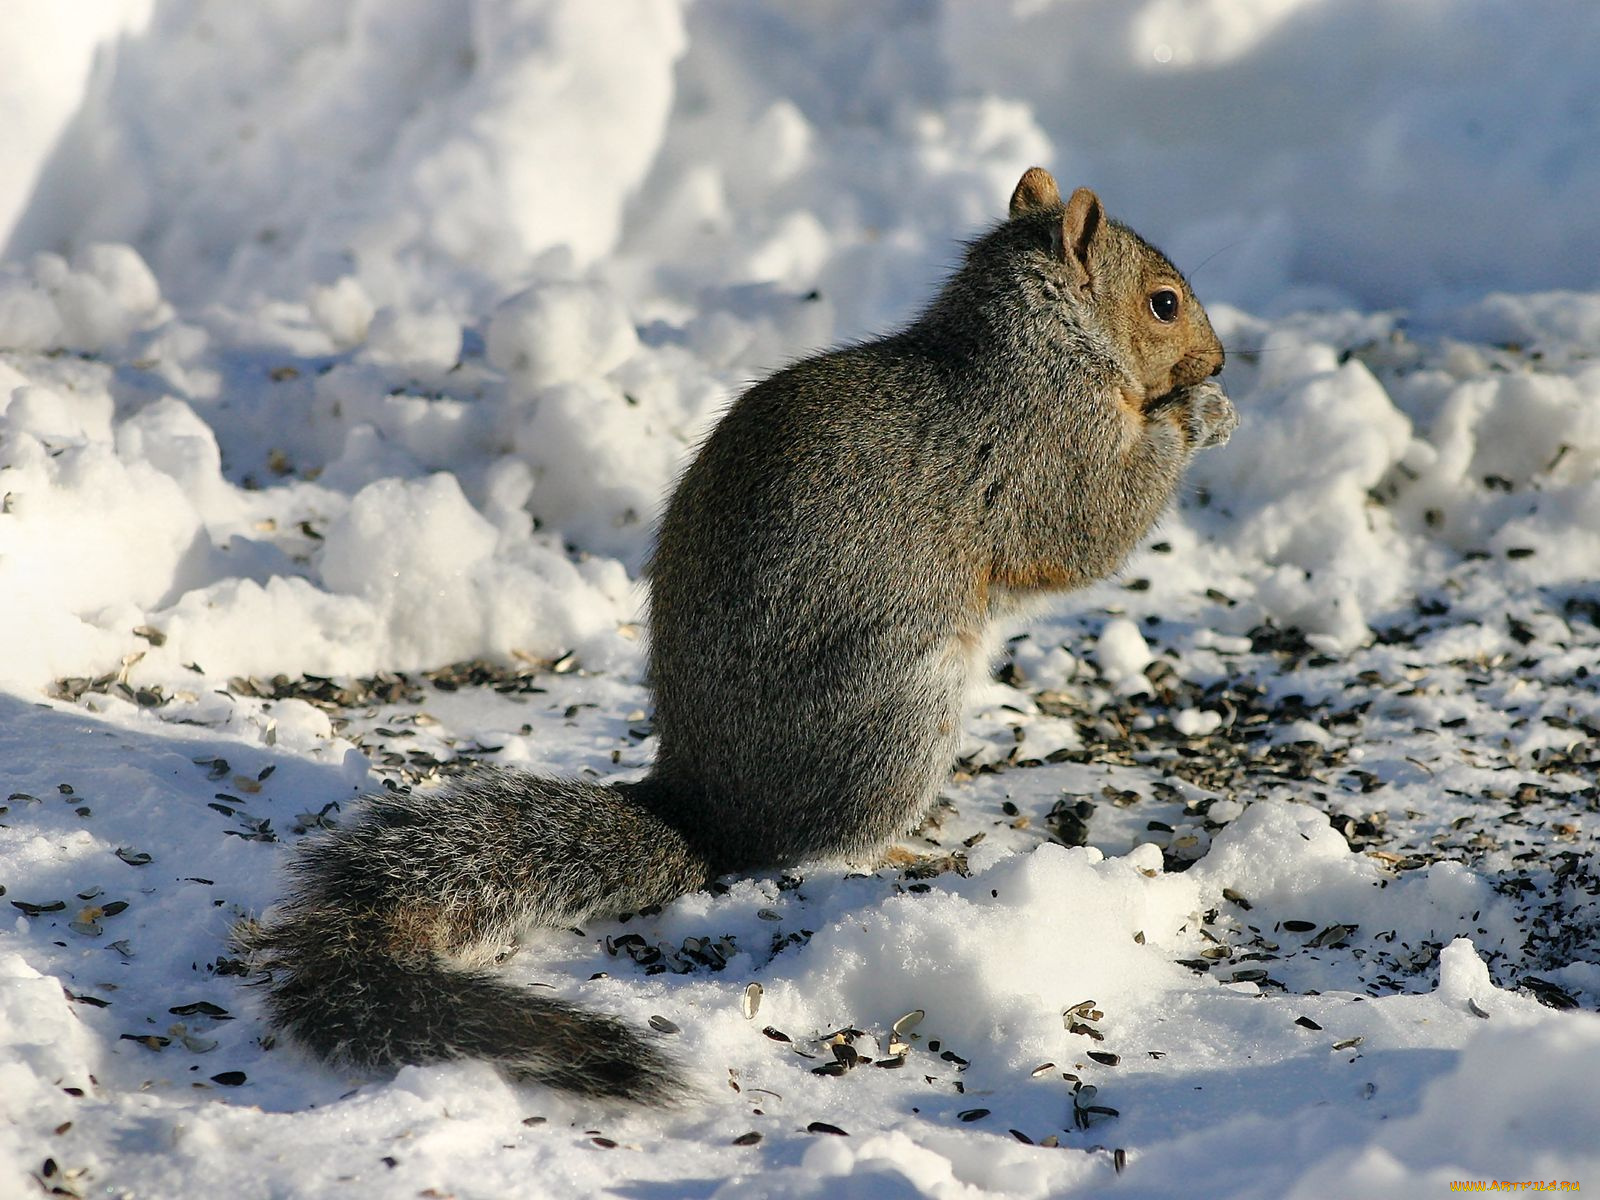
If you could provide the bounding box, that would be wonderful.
[242,169,1234,1103]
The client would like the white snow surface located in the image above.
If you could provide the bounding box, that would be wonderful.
[2,2,1599,1198]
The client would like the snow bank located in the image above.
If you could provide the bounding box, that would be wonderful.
[7,0,686,312]
[0,1,1595,692]
[11,1,1597,319]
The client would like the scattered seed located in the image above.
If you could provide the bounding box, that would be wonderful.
[1294,1016,1323,1031]
[806,1122,848,1136]
[1282,920,1316,933]
[1332,1037,1364,1052]
[115,848,152,867]
[11,899,66,917]
[892,1009,925,1036]
[648,1015,680,1035]
[742,983,763,1020]
[1520,977,1579,1010]
[209,1071,247,1086]
[1088,1051,1121,1067]
[732,1132,762,1146]
[762,1027,792,1044]
[957,1108,990,1122]
[1308,924,1355,949]
[1030,1062,1056,1078]
[1467,998,1490,1019]
[1114,1148,1127,1174]
[169,1002,230,1019]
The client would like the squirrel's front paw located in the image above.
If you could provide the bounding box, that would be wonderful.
[1181,381,1237,450]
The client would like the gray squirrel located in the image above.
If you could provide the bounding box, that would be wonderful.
[238,167,1235,1102]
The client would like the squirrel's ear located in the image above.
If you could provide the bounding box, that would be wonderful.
[1061,187,1103,290]
[1009,167,1061,218]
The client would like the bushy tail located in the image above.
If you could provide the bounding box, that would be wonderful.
[237,767,711,1102]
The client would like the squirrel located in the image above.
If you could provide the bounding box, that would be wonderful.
[237,167,1235,1103]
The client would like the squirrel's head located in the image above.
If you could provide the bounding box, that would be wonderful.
[1007,167,1224,401]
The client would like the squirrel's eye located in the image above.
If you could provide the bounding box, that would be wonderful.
[1149,289,1180,323]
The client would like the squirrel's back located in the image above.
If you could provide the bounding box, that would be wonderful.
[646,343,982,870]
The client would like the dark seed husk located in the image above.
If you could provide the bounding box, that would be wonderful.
[11,900,66,916]
[807,1122,848,1136]
[169,1002,230,1018]
[1520,977,1579,1010]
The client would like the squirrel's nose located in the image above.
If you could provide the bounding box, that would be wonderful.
[1209,352,1225,377]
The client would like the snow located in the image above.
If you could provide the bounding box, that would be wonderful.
[2,2,1598,1197]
